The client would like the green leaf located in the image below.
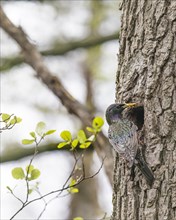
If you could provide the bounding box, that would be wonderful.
[71,139,78,149]
[69,178,76,187]
[30,132,36,138]
[29,169,41,181]
[9,116,22,125]
[69,187,79,194]
[68,178,79,193]
[73,217,84,220]
[28,189,33,194]
[9,117,17,125]
[44,130,56,136]
[57,142,68,149]
[86,127,95,133]
[6,186,13,193]
[79,142,91,149]
[60,130,72,141]
[12,167,25,179]
[16,117,22,123]
[2,113,10,122]
[92,117,104,129]
[35,122,46,136]
[26,165,34,174]
[22,139,35,145]
[77,130,87,144]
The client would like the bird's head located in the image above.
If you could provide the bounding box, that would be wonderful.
[105,103,137,125]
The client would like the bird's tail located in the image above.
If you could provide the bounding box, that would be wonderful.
[135,150,155,186]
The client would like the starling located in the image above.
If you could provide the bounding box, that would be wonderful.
[106,103,154,186]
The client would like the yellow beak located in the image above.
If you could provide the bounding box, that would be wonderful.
[124,103,137,108]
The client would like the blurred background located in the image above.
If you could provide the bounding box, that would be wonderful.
[1,1,121,219]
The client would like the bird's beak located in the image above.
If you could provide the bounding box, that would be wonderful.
[124,103,137,108]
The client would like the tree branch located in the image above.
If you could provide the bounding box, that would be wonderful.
[0,6,113,184]
[0,142,96,163]
[0,143,57,163]
[0,32,119,72]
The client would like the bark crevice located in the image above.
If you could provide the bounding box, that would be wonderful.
[112,0,176,219]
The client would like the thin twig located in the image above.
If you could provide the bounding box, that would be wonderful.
[12,157,105,219]
[35,190,47,220]
[10,135,43,219]
[37,150,82,219]
[10,191,24,204]
[0,114,18,133]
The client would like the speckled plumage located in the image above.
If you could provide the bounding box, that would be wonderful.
[106,103,154,185]
[108,118,138,167]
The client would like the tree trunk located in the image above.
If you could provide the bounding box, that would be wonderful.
[112,0,176,220]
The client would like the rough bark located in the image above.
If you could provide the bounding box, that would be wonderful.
[112,0,176,220]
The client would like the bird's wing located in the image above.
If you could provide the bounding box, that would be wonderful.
[108,120,138,167]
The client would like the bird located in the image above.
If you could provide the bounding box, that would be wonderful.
[105,103,154,186]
